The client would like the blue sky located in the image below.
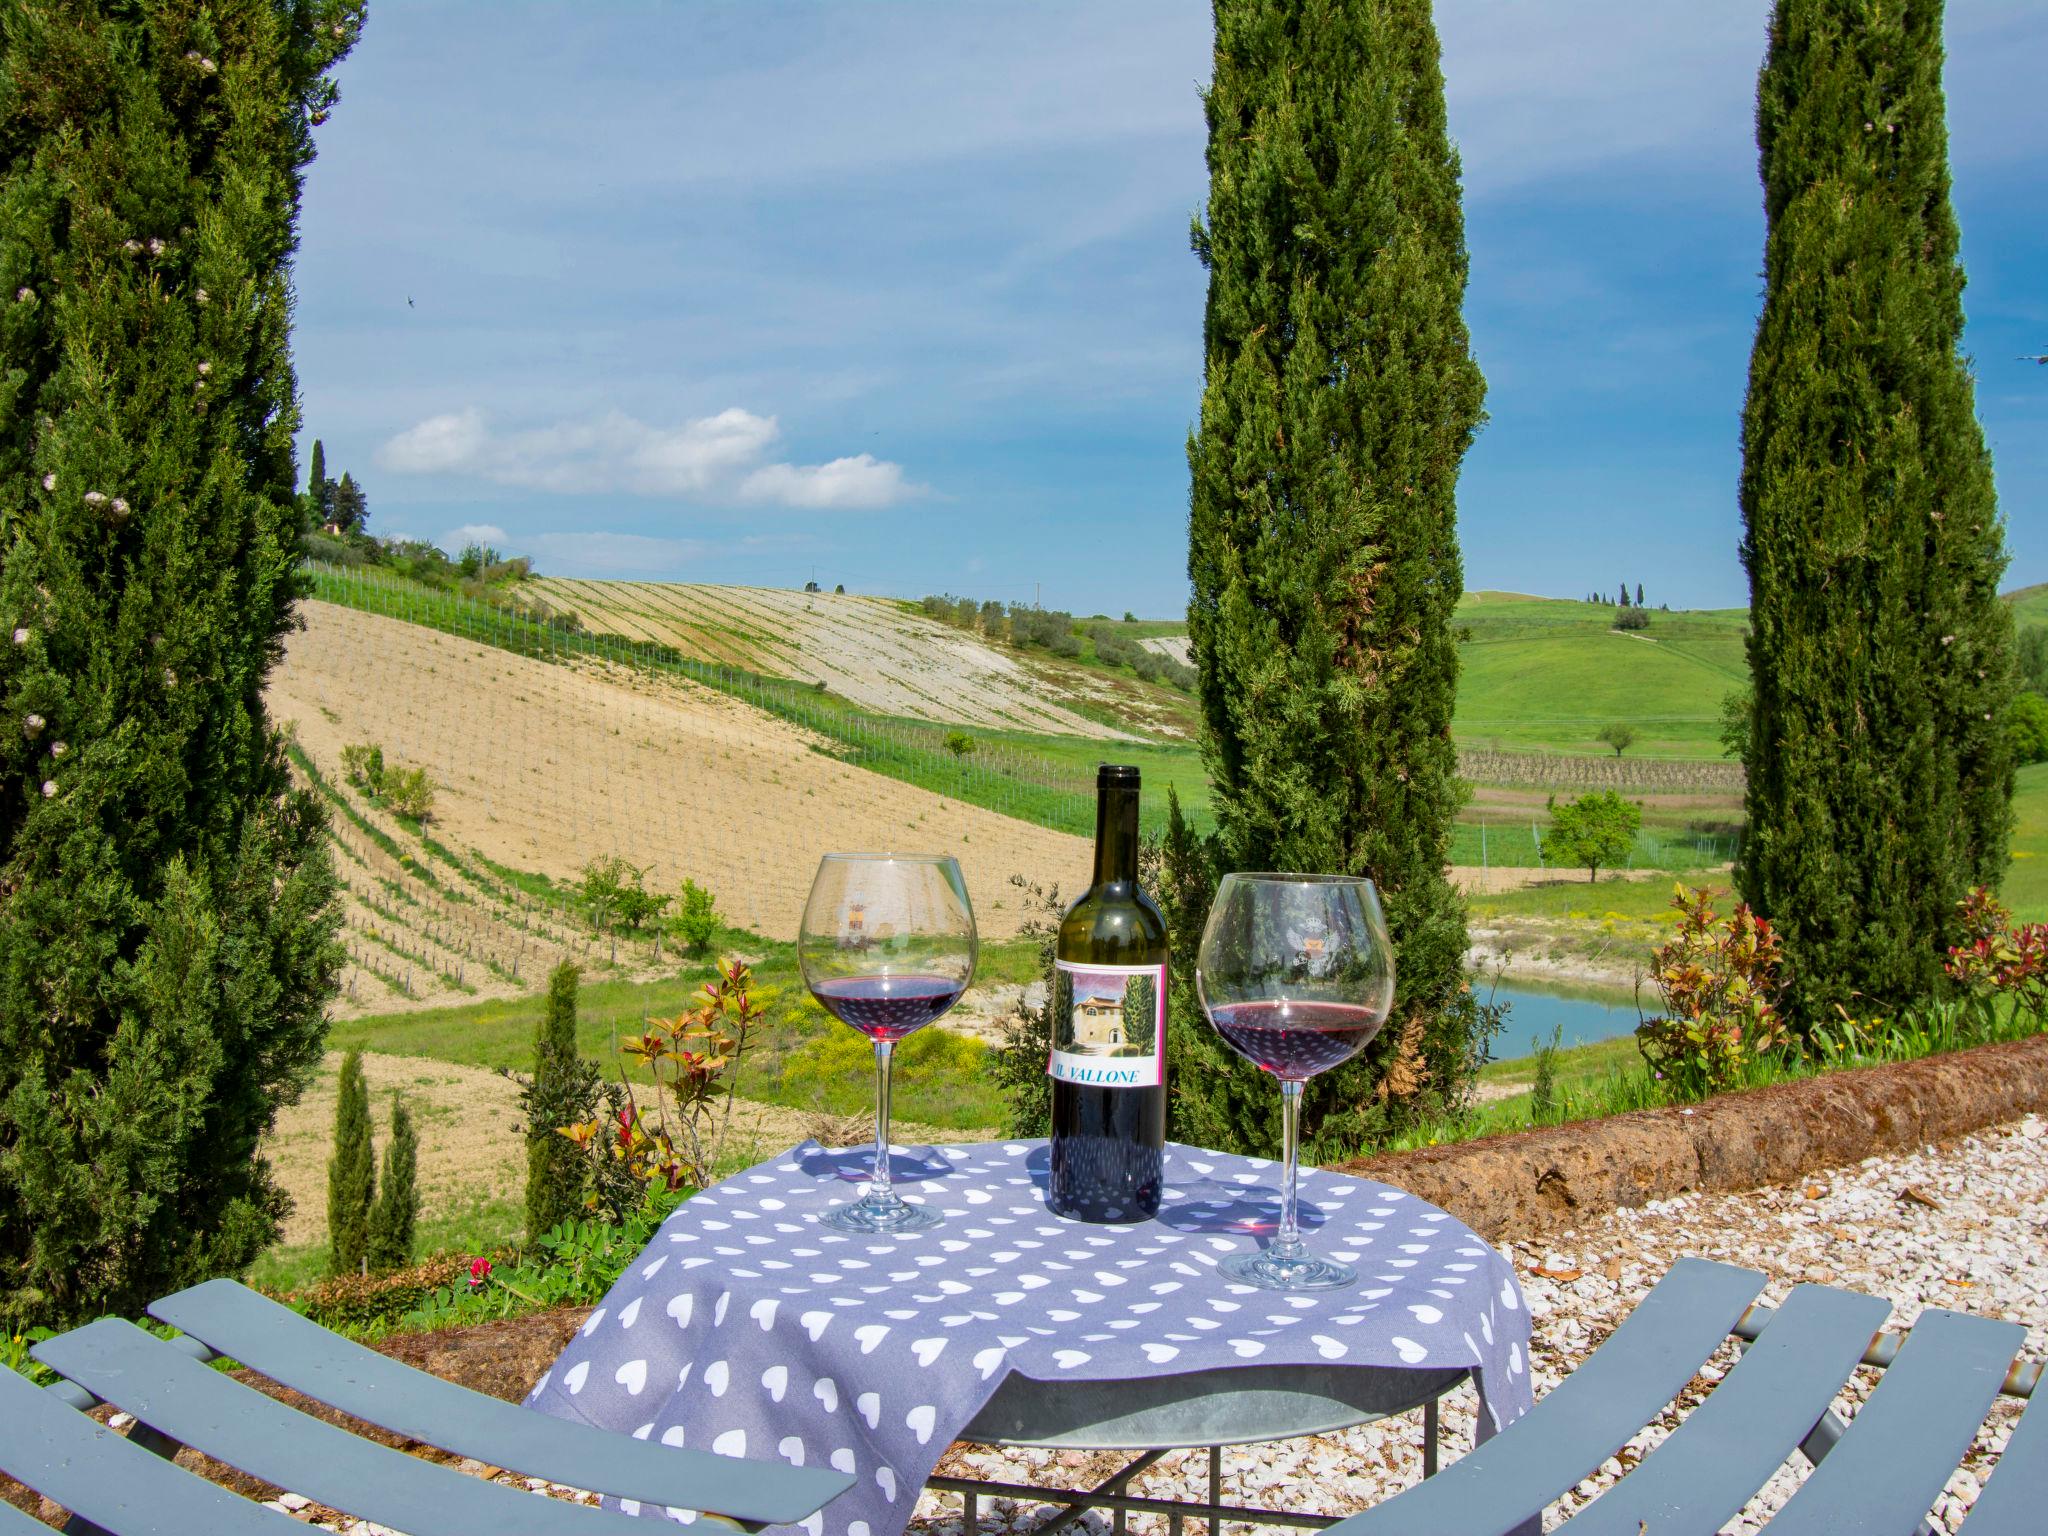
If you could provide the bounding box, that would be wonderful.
[293,2,2048,617]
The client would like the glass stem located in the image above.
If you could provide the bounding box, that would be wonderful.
[870,1039,896,1204]
[1276,1079,1305,1257]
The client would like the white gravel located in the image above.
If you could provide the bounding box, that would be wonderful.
[913,1113,2048,1536]
[92,1117,2040,1536]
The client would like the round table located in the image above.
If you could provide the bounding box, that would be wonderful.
[526,1138,1529,1536]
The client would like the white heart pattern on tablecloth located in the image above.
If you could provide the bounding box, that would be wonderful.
[526,1140,1531,1536]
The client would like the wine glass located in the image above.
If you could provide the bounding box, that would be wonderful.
[798,853,977,1233]
[1196,873,1395,1290]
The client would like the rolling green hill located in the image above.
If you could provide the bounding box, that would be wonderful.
[2008,582,2048,631]
[1453,592,1748,758]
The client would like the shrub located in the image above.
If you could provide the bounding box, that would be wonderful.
[676,878,719,956]
[1636,884,1789,1099]
[1529,1025,1563,1126]
[1944,887,2047,1023]
[341,743,386,796]
[560,959,771,1194]
[579,856,665,933]
[1613,606,1650,631]
[327,1052,375,1276]
[943,731,976,758]
[523,964,598,1240]
[383,764,437,822]
[2008,692,2048,767]
[293,1255,468,1335]
[367,1096,419,1274]
[1544,791,1642,882]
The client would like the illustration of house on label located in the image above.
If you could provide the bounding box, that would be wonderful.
[1069,972,1143,1053]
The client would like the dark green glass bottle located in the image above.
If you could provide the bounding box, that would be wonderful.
[1047,765,1168,1222]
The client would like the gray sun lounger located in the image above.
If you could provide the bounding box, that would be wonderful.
[3,1260,2039,1535]
[1326,1255,2044,1536]
[3,1277,851,1535]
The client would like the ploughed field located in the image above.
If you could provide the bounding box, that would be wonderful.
[528,577,1153,739]
[268,602,1092,998]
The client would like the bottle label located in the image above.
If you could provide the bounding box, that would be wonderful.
[1049,960,1166,1088]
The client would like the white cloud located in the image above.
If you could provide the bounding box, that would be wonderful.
[740,454,909,511]
[442,522,508,553]
[375,407,917,509]
[380,409,488,473]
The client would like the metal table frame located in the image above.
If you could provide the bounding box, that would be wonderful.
[926,1361,1473,1534]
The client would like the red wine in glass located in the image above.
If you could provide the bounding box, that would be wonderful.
[1196,872,1395,1291]
[798,853,976,1234]
[810,974,964,1042]
[1206,999,1385,1081]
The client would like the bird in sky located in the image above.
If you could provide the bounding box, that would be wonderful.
[2021,350,2047,364]
[407,296,415,308]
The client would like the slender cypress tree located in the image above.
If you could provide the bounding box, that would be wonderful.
[523,962,597,1237]
[1738,0,2016,1025]
[327,1051,375,1276]
[1187,0,1484,1140]
[306,438,329,530]
[0,3,358,1324]
[367,1093,418,1275]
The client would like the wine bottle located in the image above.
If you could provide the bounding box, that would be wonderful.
[1047,764,1168,1222]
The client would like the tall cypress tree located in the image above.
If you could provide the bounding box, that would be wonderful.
[1738,0,2016,1025]
[327,1051,375,1276]
[523,962,597,1238]
[1187,0,1484,1140]
[0,3,359,1324]
[367,1092,418,1275]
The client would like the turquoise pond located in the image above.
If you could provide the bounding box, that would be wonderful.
[1488,983,1642,1058]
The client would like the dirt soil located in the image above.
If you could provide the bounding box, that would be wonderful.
[269,601,1092,943]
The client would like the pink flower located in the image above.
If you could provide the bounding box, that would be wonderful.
[467,1257,493,1290]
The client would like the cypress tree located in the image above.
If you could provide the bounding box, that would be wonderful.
[1738,0,2017,1024]
[522,962,597,1237]
[1186,0,1484,1142]
[306,437,329,530]
[367,1093,418,1275]
[0,3,356,1324]
[327,1051,374,1276]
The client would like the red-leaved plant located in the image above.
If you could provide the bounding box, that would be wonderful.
[1635,883,1789,1100]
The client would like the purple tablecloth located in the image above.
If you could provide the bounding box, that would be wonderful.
[527,1139,1533,1534]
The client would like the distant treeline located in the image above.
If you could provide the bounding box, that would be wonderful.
[918,594,1195,691]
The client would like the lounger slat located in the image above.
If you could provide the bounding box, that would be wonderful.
[1559,1283,1891,1534]
[1765,1309,2024,1536]
[1326,1256,1768,1536]
[33,1319,728,1536]
[0,1365,299,1536]
[1960,1387,2048,1534]
[150,1277,850,1526]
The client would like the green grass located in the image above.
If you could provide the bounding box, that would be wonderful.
[248,1196,523,1293]
[326,932,1038,1132]
[1453,592,1749,758]
[1469,874,1709,925]
[2006,582,2048,630]
[2006,762,2048,923]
